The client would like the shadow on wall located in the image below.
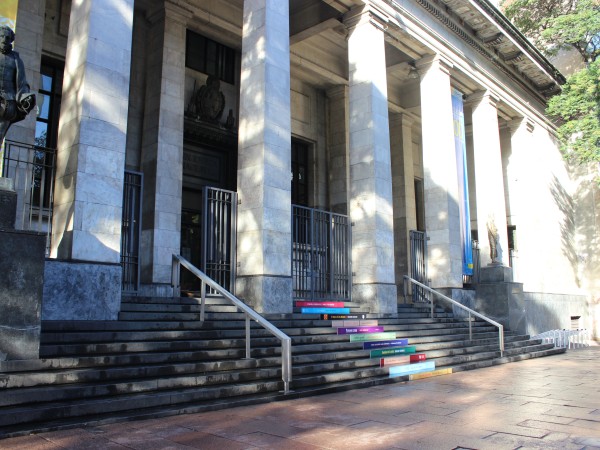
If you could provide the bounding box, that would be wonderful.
[550,175,579,287]
[551,171,600,339]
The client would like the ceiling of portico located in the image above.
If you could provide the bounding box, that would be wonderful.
[167,0,550,123]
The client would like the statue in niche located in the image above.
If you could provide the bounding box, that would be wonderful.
[0,25,36,144]
[224,108,235,130]
[189,76,225,124]
[486,214,499,264]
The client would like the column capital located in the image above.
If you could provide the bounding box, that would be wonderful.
[327,85,348,100]
[415,54,453,77]
[507,117,535,134]
[147,0,191,26]
[344,3,390,33]
[465,90,500,109]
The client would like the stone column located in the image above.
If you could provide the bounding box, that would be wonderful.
[506,117,534,282]
[469,91,510,268]
[47,0,134,320]
[390,113,417,295]
[236,0,292,313]
[346,6,397,314]
[417,55,462,289]
[139,4,187,295]
[326,85,349,215]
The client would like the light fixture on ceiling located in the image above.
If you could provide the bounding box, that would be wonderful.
[407,62,419,79]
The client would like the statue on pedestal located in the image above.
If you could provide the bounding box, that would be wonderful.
[486,214,499,264]
[0,25,36,144]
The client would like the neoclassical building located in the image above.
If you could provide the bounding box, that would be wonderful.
[4,0,598,338]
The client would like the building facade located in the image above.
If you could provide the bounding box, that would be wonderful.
[4,0,599,338]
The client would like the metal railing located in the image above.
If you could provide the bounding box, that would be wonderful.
[1,139,56,255]
[532,329,590,349]
[409,230,428,302]
[172,254,292,394]
[292,205,351,301]
[403,275,505,357]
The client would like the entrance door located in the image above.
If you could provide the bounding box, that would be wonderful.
[180,144,236,292]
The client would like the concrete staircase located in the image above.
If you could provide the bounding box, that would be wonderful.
[0,296,565,438]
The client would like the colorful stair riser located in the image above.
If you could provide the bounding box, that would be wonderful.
[299,301,436,378]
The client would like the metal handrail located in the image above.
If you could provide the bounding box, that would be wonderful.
[172,254,292,394]
[403,275,504,357]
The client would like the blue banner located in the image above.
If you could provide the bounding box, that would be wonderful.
[451,89,473,275]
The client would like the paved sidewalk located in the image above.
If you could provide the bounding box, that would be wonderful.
[2,346,599,450]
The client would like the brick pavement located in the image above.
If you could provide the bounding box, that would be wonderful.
[1,346,599,449]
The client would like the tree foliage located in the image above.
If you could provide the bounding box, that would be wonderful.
[547,59,600,164]
[503,0,600,62]
[503,0,600,168]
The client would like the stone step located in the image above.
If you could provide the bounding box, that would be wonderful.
[0,297,567,438]
[0,379,283,430]
[40,319,497,342]
[38,328,513,360]
[449,347,566,373]
[40,316,464,333]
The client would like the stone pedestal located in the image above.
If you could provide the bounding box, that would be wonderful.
[0,177,17,230]
[480,264,513,282]
[473,265,525,334]
[0,229,46,361]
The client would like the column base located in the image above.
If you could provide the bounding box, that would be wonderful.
[353,283,397,315]
[42,260,122,320]
[0,229,45,360]
[236,275,293,314]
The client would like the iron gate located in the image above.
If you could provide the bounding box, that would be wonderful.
[292,205,351,301]
[409,230,429,302]
[202,187,237,293]
[121,170,143,294]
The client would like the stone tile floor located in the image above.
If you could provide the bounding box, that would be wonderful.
[2,346,599,449]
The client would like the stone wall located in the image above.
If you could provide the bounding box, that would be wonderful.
[42,260,121,320]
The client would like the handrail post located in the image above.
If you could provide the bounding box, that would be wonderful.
[200,280,206,324]
[403,276,407,303]
[469,312,472,340]
[499,325,504,357]
[282,338,291,394]
[172,256,180,298]
[430,294,434,319]
[245,315,251,358]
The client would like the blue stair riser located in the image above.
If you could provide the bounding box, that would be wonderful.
[389,360,436,377]
[301,307,351,314]
[363,339,409,350]
[337,326,384,335]
[370,345,417,358]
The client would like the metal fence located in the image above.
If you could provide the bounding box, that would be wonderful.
[409,230,429,303]
[292,205,351,301]
[202,187,237,294]
[1,139,56,255]
[121,170,143,294]
[532,329,590,349]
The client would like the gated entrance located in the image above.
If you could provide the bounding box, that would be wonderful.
[292,205,351,301]
[181,186,237,293]
[409,230,429,303]
[121,170,143,294]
